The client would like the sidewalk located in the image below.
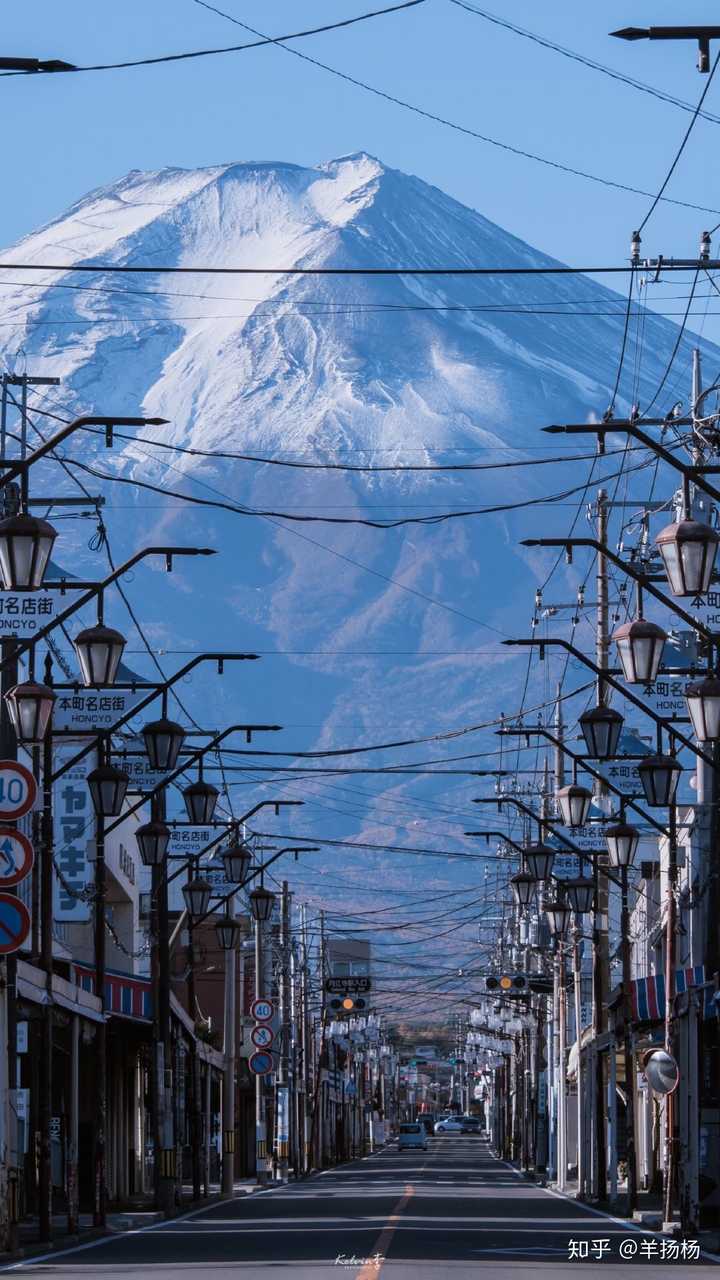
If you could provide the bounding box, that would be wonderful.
[0,1179,261,1264]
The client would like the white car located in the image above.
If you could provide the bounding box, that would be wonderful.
[434,1117,465,1134]
[398,1122,428,1151]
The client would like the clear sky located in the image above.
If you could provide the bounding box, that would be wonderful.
[4,1,720,338]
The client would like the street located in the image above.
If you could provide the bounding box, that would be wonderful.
[3,1137,714,1278]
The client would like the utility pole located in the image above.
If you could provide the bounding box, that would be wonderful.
[276,881,291,1183]
[592,488,610,1202]
[254,908,267,1184]
[300,905,311,1174]
[221,894,236,1198]
[153,786,175,1214]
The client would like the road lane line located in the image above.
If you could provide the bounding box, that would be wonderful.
[356,1183,414,1280]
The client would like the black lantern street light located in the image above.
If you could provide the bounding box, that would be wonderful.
[74,623,126,687]
[510,870,536,908]
[523,843,556,882]
[579,704,624,760]
[0,512,57,590]
[215,908,242,952]
[545,898,572,938]
[563,877,595,916]
[5,680,55,743]
[605,821,640,869]
[183,778,219,825]
[638,755,682,808]
[222,840,253,886]
[87,763,130,819]
[655,518,720,598]
[249,884,276,923]
[612,617,667,684]
[182,876,213,920]
[556,783,592,828]
[136,820,170,867]
[685,675,720,742]
[143,713,186,772]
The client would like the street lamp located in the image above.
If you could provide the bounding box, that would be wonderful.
[183,877,213,920]
[545,899,571,938]
[523,843,556,881]
[655,519,720,597]
[136,820,170,866]
[578,704,623,759]
[5,680,55,742]
[556,783,592,828]
[685,675,720,741]
[564,876,594,915]
[0,513,57,590]
[222,841,253,885]
[143,716,186,771]
[510,870,536,908]
[215,908,242,951]
[604,821,640,868]
[183,779,219,825]
[249,885,276,922]
[74,623,126,687]
[612,618,667,684]
[87,763,129,818]
[638,755,682,807]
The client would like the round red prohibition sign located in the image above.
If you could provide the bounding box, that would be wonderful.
[0,893,31,955]
[0,828,34,888]
[0,760,37,820]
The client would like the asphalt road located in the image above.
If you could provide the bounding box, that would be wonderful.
[4,1137,716,1277]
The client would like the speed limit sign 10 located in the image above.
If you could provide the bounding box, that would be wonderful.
[0,761,37,820]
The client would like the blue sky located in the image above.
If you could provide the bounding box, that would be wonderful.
[4,1,720,338]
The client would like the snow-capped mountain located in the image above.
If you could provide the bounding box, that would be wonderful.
[0,154,714,933]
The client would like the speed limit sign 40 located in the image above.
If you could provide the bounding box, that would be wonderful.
[251,998,274,1022]
[0,761,37,820]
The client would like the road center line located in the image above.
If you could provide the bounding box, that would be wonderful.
[356,1182,414,1280]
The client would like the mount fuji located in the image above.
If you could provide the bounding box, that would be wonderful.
[0,153,715,939]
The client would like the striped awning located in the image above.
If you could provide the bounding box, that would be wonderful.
[631,965,713,1021]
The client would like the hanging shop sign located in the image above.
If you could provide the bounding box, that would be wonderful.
[52,743,94,922]
[54,690,146,734]
[0,591,59,638]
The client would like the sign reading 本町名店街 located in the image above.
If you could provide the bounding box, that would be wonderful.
[0,591,59,638]
[54,690,147,733]
[53,743,94,921]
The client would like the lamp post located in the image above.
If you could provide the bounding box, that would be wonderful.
[606,813,639,1216]
[250,884,276,1185]
[546,897,570,1191]
[218,896,240,1199]
[563,880,593,1200]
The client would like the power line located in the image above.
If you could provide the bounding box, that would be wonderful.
[192,0,720,217]
[448,0,720,126]
[0,1,426,76]
[637,51,720,234]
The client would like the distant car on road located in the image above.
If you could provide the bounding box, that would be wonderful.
[460,1115,482,1134]
[398,1122,428,1151]
[434,1117,465,1135]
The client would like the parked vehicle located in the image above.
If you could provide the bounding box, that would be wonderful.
[434,1116,465,1134]
[460,1115,482,1134]
[398,1122,428,1150]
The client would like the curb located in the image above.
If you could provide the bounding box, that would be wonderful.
[0,1186,262,1265]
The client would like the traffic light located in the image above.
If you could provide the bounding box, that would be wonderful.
[329,996,367,1014]
[485,974,528,995]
